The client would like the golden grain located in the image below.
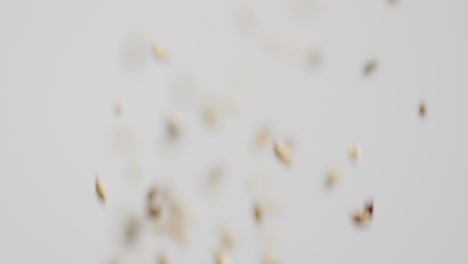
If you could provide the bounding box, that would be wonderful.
[273,140,292,166]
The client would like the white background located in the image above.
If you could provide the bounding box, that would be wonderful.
[1,0,468,263]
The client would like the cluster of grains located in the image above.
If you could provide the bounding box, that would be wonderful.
[92,2,431,263]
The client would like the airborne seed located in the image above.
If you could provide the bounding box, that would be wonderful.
[363,59,378,76]
[256,126,271,149]
[95,177,106,203]
[325,168,339,188]
[273,140,292,166]
[254,203,263,224]
[419,101,427,118]
[348,144,360,162]
[151,43,170,63]
[215,250,233,264]
[221,227,236,249]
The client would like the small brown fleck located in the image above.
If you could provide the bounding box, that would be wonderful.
[363,59,378,76]
[348,144,360,162]
[273,140,292,167]
[95,177,106,203]
[254,203,263,224]
[151,43,170,63]
[419,101,427,118]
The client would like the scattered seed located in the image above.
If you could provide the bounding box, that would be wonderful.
[147,185,159,202]
[247,174,266,194]
[419,101,427,118]
[348,144,360,162]
[201,104,217,126]
[256,126,271,149]
[265,33,285,54]
[221,227,236,249]
[325,168,339,188]
[254,203,263,224]
[237,4,256,32]
[352,200,374,226]
[273,140,292,167]
[151,43,170,63]
[114,100,123,117]
[158,253,168,264]
[95,177,106,204]
[215,250,233,264]
[363,59,378,76]
[124,216,140,245]
[167,116,182,139]
[207,163,226,188]
[263,254,280,264]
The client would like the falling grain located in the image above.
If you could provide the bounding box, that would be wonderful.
[348,144,360,162]
[273,140,292,167]
[363,59,378,76]
[158,253,168,264]
[221,227,236,249]
[167,116,182,139]
[215,250,233,264]
[114,100,123,117]
[201,104,217,127]
[124,216,141,245]
[263,254,280,264]
[95,177,106,203]
[352,200,374,226]
[419,101,427,118]
[151,43,170,63]
[325,168,339,188]
[256,126,271,149]
[254,203,263,224]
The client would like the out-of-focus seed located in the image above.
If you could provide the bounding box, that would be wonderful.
[95,177,106,204]
[215,250,233,264]
[363,59,378,76]
[273,140,292,167]
[151,43,170,63]
[201,104,217,127]
[419,101,427,118]
[167,116,182,139]
[254,203,263,224]
[263,254,280,264]
[352,200,374,226]
[158,253,168,264]
[147,185,159,202]
[114,100,123,117]
[348,144,360,162]
[325,168,339,188]
[221,227,236,249]
[256,126,271,149]
[237,4,256,32]
[124,216,141,245]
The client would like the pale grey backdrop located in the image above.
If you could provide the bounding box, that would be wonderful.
[1,0,468,263]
